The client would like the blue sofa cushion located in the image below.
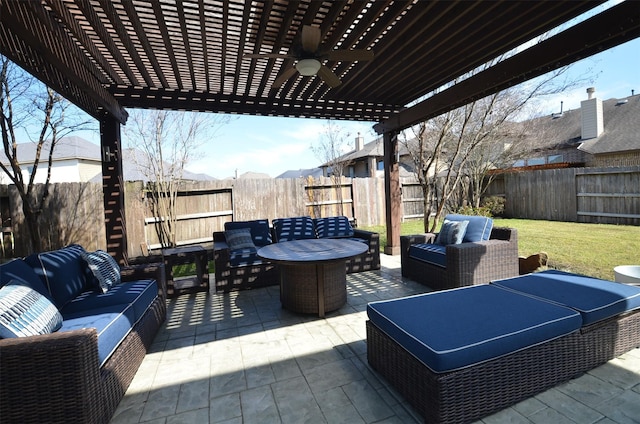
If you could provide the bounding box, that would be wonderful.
[61,303,136,366]
[444,214,493,243]
[61,279,158,323]
[224,220,272,247]
[225,228,256,250]
[367,284,581,373]
[0,281,63,338]
[229,248,266,267]
[24,244,93,309]
[491,270,640,325]
[408,243,447,268]
[0,259,51,299]
[313,216,354,238]
[81,250,121,293]
[435,219,468,245]
[273,216,316,242]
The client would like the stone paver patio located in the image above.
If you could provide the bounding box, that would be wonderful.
[111,254,640,424]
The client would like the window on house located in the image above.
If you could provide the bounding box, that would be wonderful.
[348,166,355,177]
[548,154,563,164]
[528,157,545,166]
[513,159,525,167]
[377,160,384,171]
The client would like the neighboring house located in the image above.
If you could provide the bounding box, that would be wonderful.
[276,168,324,179]
[0,136,215,184]
[320,134,414,178]
[509,89,640,170]
[0,136,103,184]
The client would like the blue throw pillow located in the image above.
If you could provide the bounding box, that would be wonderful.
[435,219,469,245]
[81,250,121,293]
[225,228,256,250]
[0,281,63,338]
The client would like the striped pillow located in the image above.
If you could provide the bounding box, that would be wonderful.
[81,250,121,293]
[0,281,63,338]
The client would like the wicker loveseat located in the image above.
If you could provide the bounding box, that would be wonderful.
[213,216,380,292]
[367,270,640,424]
[401,214,519,290]
[0,244,166,424]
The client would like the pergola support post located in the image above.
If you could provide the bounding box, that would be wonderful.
[383,131,401,255]
[100,114,128,265]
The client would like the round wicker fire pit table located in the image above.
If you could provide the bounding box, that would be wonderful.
[257,238,368,317]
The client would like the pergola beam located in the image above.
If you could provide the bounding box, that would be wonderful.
[374,0,640,134]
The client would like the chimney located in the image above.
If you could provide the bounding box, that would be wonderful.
[355,132,364,151]
[581,87,603,140]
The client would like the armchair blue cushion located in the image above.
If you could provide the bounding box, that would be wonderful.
[444,214,493,243]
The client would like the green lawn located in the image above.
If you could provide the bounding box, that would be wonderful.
[362,218,640,281]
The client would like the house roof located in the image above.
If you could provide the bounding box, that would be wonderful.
[579,94,640,155]
[522,93,640,155]
[276,168,323,179]
[2,1,638,132]
[0,136,101,164]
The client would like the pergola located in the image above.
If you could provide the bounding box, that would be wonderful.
[1,0,639,262]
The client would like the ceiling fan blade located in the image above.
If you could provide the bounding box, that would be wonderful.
[317,65,342,88]
[244,53,294,59]
[301,25,321,53]
[272,67,298,88]
[326,49,374,62]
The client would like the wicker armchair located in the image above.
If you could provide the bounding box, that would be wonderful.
[401,226,519,290]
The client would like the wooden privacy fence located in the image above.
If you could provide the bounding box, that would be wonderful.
[488,166,640,225]
[2,166,638,258]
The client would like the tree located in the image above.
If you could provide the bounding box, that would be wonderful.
[311,120,353,216]
[402,63,584,231]
[0,55,90,253]
[124,109,230,248]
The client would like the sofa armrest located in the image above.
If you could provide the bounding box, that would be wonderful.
[121,262,167,302]
[0,328,103,423]
[444,237,519,285]
[400,233,436,268]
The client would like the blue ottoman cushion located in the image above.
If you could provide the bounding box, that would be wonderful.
[408,243,447,267]
[367,284,581,373]
[491,270,640,325]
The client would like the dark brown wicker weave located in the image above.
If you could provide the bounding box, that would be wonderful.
[400,227,519,291]
[213,228,380,292]
[280,261,347,315]
[367,308,640,424]
[0,263,167,424]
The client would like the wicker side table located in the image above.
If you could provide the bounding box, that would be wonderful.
[162,245,209,297]
[257,239,367,317]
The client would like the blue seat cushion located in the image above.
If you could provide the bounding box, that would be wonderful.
[444,214,493,243]
[408,243,447,267]
[272,216,317,242]
[491,270,640,325]
[313,216,354,238]
[225,219,272,247]
[367,284,581,373]
[24,244,94,309]
[60,303,135,366]
[60,279,158,323]
[229,248,267,267]
[0,259,51,299]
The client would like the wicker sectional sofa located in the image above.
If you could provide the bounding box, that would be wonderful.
[367,270,640,424]
[213,216,380,292]
[0,244,166,424]
[401,214,519,290]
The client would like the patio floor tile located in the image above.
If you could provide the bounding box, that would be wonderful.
[111,254,640,424]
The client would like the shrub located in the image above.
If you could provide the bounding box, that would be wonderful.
[482,196,505,217]
[457,205,492,217]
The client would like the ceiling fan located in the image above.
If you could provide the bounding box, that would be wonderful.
[244,25,374,89]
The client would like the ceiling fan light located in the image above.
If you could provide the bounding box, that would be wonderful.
[296,59,321,76]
